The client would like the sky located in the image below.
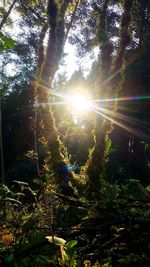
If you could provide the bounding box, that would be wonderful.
[55,42,99,80]
[0,2,99,80]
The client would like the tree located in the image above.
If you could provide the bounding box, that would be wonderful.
[83,0,134,196]
[33,0,83,190]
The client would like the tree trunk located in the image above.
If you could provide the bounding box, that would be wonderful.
[85,0,133,196]
[35,0,75,189]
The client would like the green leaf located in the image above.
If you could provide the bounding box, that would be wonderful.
[65,240,77,261]
[0,31,16,51]
[65,240,77,250]
[4,254,14,264]
[46,236,66,246]
[4,255,18,267]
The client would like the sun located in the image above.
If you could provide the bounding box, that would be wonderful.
[70,93,91,113]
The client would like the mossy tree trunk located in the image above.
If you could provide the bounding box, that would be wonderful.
[85,0,133,196]
[35,0,75,188]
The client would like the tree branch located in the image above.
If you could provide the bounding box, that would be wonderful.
[65,0,80,43]
[0,0,17,30]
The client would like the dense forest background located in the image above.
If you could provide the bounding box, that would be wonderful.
[0,0,150,266]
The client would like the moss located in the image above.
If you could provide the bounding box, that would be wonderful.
[85,0,134,197]
[34,0,75,189]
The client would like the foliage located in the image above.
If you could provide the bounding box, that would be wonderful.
[0,178,150,266]
[0,31,16,51]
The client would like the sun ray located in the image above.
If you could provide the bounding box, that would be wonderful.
[49,101,67,106]
[92,95,150,103]
[92,106,150,141]
[93,104,150,128]
[33,81,150,141]
[35,82,69,101]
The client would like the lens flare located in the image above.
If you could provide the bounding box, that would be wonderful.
[32,82,150,141]
[70,94,91,113]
